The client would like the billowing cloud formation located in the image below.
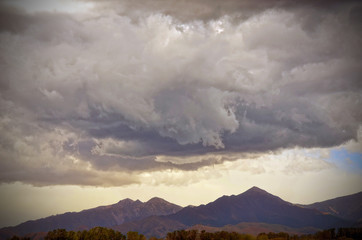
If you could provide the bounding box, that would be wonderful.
[0,0,361,186]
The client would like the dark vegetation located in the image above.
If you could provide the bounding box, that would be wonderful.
[7,227,362,240]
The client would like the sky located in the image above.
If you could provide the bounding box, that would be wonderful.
[0,0,362,228]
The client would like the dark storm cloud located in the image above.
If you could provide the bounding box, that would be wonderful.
[0,0,361,186]
[88,0,360,23]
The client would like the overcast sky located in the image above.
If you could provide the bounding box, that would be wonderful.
[0,0,361,228]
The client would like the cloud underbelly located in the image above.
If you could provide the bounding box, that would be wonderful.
[0,0,361,186]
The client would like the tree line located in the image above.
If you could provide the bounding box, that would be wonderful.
[166,228,362,240]
[8,227,362,240]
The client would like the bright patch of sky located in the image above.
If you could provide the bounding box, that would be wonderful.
[328,148,362,173]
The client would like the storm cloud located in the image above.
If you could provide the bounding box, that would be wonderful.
[0,0,361,186]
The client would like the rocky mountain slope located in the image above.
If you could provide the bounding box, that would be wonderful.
[300,191,362,222]
[168,187,348,229]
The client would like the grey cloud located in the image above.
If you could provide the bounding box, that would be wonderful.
[87,0,359,23]
[0,165,139,187]
[0,0,361,186]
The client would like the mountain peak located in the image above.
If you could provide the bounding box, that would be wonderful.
[117,198,135,204]
[147,197,166,203]
[246,186,267,193]
[239,186,278,199]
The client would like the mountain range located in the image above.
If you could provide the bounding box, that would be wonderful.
[0,197,181,239]
[1,187,361,239]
